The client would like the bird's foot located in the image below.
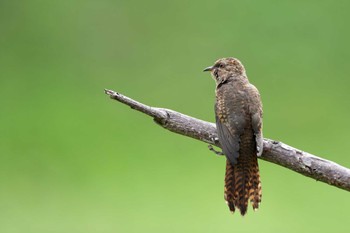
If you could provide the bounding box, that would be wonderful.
[208,145,224,156]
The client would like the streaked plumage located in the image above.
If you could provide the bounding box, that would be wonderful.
[205,57,263,216]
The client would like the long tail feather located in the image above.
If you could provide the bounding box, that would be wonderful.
[224,157,261,216]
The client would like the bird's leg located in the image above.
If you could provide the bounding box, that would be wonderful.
[208,145,224,156]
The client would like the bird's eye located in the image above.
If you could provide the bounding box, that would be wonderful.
[219,63,224,68]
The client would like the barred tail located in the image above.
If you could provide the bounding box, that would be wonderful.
[224,157,262,216]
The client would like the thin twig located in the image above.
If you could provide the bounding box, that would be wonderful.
[104,89,350,192]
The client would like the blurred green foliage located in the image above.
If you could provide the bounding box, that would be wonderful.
[1,0,350,232]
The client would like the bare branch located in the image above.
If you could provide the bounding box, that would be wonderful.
[104,89,350,192]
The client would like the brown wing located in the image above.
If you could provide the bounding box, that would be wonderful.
[248,84,263,156]
[215,102,245,165]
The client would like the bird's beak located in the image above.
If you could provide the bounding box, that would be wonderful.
[203,66,213,72]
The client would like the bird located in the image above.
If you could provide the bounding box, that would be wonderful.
[204,57,263,216]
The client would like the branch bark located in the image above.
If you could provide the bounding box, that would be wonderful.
[104,89,350,192]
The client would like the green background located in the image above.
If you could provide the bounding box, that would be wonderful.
[1,1,350,232]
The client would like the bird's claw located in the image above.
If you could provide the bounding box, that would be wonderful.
[208,145,224,156]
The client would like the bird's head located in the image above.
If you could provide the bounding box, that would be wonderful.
[204,57,246,85]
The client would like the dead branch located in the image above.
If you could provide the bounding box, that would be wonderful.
[104,89,350,192]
